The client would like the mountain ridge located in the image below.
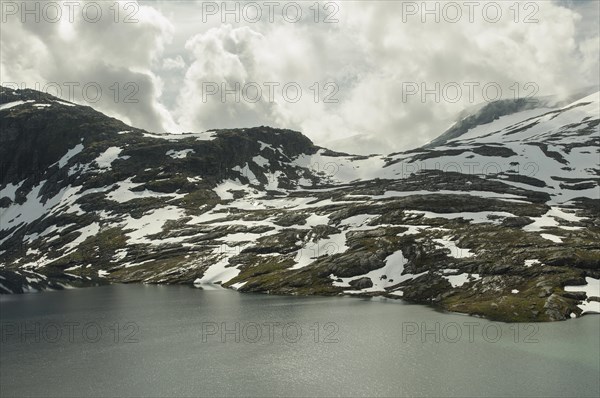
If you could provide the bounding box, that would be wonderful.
[1,86,599,322]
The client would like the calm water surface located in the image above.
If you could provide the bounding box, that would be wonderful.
[1,284,598,397]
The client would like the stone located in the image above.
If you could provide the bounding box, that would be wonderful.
[349,277,373,289]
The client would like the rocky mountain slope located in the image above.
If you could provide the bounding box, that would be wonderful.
[1,86,599,321]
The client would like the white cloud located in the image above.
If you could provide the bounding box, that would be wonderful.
[162,55,186,70]
[168,1,598,153]
[0,1,177,132]
[2,0,598,154]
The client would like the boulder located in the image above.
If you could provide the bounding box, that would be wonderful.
[349,277,373,289]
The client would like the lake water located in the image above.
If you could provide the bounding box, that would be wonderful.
[1,284,598,397]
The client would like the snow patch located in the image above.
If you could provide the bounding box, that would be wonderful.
[443,273,481,288]
[95,147,125,170]
[564,277,600,314]
[292,232,348,270]
[57,144,84,168]
[166,149,194,159]
[433,237,473,258]
[524,259,541,267]
[0,100,35,110]
[540,233,563,243]
[334,250,427,293]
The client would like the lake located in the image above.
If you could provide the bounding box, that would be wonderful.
[1,284,598,397]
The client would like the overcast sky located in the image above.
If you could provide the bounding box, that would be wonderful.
[1,0,598,154]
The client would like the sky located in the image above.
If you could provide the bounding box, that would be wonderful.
[1,0,598,154]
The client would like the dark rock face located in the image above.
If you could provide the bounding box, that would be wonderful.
[562,291,587,300]
[501,217,534,228]
[1,86,599,322]
[544,294,573,321]
[349,277,373,289]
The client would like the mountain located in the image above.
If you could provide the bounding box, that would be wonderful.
[1,86,599,321]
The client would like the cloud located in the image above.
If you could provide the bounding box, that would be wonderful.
[162,55,186,71]
[0,0,177,132]
[169,1,598,153]
[2,0,598,154]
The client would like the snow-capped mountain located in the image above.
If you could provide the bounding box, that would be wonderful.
[1,86,598,321]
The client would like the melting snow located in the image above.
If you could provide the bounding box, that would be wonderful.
[443,273,481,288]
[55,100,76,107]
[122,206,186,244]
[405,210,514,223]
[107,178,183,203]
[334,250,427,293]
[524,259,541,267]
[293,150,387,183]
[564,277,600,314]
[253,155,270,168]
[540,233,563,243]
[193,249,242,285]
[166,149,194,159]
[524,207,585,232]
[365,190,526,201]
[143,131,216,141]
[0,100,35,110]
[214,179,245,200]
[95,147,125,169]
[233,163,258,183]
[433,237,474,258]
[63,223,101,253]
[57,144,84,168]
[292,232,348,270]
[0,180,25,201]
[230,281,247,290]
